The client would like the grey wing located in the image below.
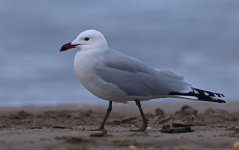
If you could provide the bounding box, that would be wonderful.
[95,49,191,99]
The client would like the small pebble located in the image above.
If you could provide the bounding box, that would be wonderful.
[128,144,136,150]
[233,141,239,149]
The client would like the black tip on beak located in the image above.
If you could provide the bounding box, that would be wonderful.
[60,42,79,52]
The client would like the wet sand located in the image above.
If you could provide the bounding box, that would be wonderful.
[0,101,239,150]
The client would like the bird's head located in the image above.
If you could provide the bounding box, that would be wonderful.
[60,29,108,52]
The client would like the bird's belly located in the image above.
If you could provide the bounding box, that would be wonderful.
[82,76,130,102]
[76,68,130,102]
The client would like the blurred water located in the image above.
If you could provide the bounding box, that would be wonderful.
[0,0,238,106]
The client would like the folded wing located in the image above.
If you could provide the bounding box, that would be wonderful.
[94,49,192,99]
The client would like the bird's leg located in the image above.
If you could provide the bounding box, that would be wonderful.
[130,99,148,132]
[90,101,112,131]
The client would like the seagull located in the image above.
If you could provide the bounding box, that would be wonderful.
[60,29,225,132]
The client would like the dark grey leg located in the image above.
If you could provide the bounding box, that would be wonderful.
[91,101,112,131]
[131,99,148,132]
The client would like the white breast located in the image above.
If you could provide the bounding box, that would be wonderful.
[74,51,128,102]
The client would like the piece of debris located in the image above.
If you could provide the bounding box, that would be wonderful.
[51,125,66,129]
[172,122,194,127]
[160,124,193,133]
[90,129,107,137]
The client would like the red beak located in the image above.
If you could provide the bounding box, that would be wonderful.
[60,42,79,52]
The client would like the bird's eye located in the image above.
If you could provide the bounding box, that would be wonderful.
[84,37,90,41]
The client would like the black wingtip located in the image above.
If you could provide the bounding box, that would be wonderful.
[203,98,226,103]
[169,88,226,104]
[217,99,226,103]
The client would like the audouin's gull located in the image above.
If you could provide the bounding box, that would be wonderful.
[60,30,225,132]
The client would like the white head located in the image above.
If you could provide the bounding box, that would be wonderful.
[60,30,108,52]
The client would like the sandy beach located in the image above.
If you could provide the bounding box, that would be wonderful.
[0,101,239,150]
